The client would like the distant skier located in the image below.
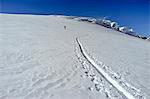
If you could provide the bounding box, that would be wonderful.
[64,26,67,30]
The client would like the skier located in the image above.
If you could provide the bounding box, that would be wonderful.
[64,26,67,30]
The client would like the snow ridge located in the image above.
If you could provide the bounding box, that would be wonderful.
[66,16,149,40]
[76,38,136,99]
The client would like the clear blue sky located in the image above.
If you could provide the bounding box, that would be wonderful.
[0,0,149,36]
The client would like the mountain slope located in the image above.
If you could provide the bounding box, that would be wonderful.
[0,14,149,99]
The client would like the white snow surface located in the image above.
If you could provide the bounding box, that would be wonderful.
[76,38,135,99]
[0,14,150,99]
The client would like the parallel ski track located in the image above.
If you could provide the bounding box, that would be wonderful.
[76,38,135,99]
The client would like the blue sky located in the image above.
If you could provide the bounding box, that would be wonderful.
[0,0,149,36]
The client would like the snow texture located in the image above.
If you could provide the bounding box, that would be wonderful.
[0,14,149,99]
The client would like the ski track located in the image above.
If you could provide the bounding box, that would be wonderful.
[75,37,145,99]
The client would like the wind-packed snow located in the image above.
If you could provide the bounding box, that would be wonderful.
[76,38,136,99]
[0,14,150,99]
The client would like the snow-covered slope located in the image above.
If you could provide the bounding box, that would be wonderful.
[0,14,149,99]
